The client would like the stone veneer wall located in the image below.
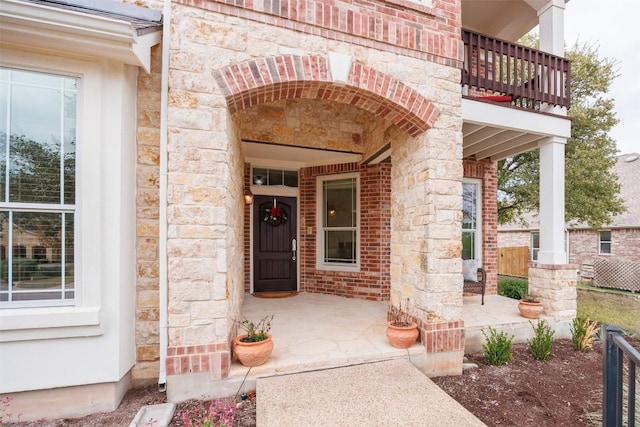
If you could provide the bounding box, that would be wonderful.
[134,45,163,384]
[528,263,577,322]
[134,0,464,384]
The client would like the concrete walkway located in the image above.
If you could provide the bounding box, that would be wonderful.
[257,358,486,427]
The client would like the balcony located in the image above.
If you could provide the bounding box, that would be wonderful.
[462,29,571,111]
[461,29,572,161]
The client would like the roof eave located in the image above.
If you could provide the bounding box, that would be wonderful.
[0,0,161,73]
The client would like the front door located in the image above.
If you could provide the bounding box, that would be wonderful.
[253,195,297,292]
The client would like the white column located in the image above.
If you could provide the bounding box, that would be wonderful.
[538,0,565,56]
[538,136,567,264]
[538,0,567,116]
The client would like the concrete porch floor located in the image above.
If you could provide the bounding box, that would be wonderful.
[231,292,571,382]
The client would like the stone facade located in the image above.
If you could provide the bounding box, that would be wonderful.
[134,0,475,387]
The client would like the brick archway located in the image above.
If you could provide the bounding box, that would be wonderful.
[214,55,439,137]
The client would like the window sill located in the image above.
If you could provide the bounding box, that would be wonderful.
[316,264,360,273]
[0,306,101,342]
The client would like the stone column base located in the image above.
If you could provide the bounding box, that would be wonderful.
[528,262,578,322]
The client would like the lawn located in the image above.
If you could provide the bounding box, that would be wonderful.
[577,286,640,334]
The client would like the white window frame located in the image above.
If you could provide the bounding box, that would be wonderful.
[0,48,104,338]
[531,231,540,261]
[462,178,482,264]
[0,68,78,309]
[598,230,612,255]
[316,172,360,272]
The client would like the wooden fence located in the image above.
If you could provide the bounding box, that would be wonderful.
[498,246,529,277]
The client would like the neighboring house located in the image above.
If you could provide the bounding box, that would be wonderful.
[0,0,575,420]
[499,153,640,270]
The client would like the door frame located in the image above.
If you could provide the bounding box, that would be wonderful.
[248,184,300,293]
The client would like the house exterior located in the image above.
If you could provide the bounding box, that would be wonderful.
[499,153,640,277]
[0,0,575,420]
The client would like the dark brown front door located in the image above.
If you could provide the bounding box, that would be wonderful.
[253,195,297,292]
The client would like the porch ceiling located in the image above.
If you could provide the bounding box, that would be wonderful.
[243,140,362,168]
[461,0,558,42]
[462,98,571,162]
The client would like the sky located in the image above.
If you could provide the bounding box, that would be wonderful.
[564,0,640,155]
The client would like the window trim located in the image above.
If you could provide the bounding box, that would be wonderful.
[0,47,106,338]
[316,172,360,272]
[598,230,612,255]
[462,178,482,265]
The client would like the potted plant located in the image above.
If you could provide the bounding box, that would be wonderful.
[386,298,419,349]
[518,295,543,319]
[233,314,274,366]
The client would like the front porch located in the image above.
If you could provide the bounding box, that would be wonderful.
[229,293,571,382]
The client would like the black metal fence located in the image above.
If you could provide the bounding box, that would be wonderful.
[603,325,639,426]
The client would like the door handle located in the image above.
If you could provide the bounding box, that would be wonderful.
[292,238,297,261]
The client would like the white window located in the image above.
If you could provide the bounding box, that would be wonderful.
[598,231,611,255]
[531,232,540,261]
[0,68,77,307]
[462,178,482,262]
[317,173,359,271]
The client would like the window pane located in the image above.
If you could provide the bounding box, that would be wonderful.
[600,242,611,254]
[462,182,477,230]
[531,232,540,249]
[0,81,6,203]
[324,178,356,228]
[283,170,298,187]
[2,69,77,205]
[600,231,611,242]
[268,169,282,186]
[324,230,356,263]
[462,231,475,260]
[253,168,267,186]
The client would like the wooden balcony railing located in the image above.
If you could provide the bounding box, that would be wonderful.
[462,29,571,110]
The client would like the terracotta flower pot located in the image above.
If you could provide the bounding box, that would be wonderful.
[386,321,419,349]
[518,300,543,319]
[233,334,274,366]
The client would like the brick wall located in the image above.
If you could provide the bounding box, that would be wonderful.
[298,162,392,301]
[174,0,462,66]
[569,228,640,267]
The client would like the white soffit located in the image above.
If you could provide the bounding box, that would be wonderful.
[0,0,161,72]
[243,141,362,168]
[462,98,571,161]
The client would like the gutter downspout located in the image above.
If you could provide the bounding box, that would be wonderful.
[158,0,170,392]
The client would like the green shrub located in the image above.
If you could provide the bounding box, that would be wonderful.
[481,327,514,366]
[528,320,555,361]
[498,277,528,300]
[570,317,599,351]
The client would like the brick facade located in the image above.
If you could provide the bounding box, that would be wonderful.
[498,228,640,272]
[298,162,392,300]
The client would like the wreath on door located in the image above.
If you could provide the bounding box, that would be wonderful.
[262,201,288,226]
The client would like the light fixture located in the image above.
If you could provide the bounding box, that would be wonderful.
[243,188,254,205]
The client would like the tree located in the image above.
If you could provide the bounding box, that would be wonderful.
[497,39,626,230]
